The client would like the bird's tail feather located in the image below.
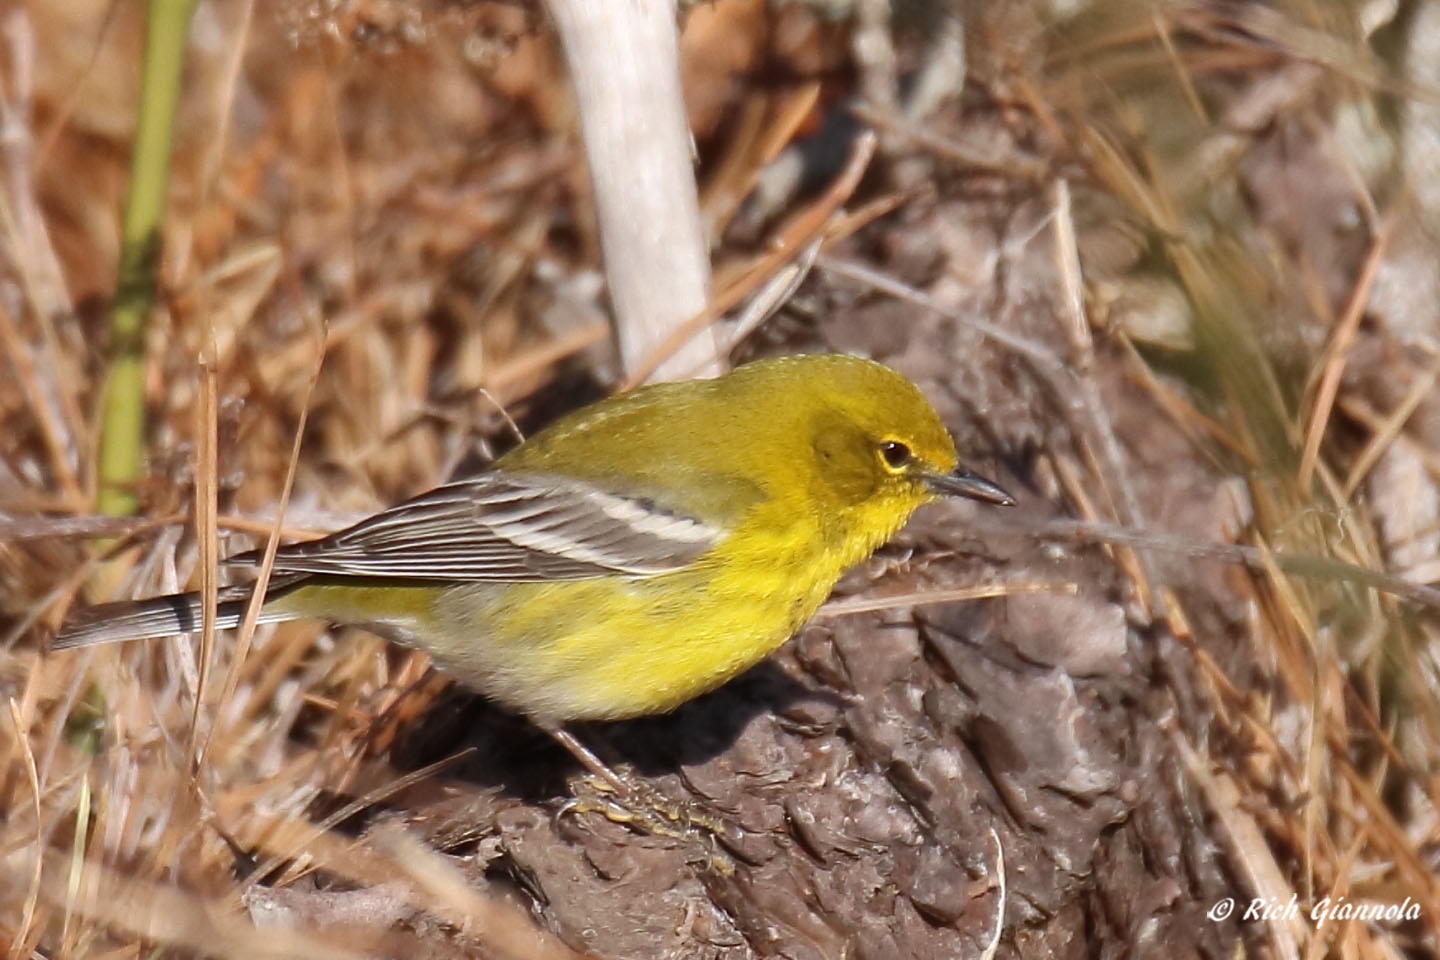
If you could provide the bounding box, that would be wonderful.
[52,583,299,650]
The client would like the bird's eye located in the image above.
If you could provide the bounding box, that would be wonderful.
[879,441,912,470]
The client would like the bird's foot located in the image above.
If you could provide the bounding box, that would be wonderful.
[559,770,740,875]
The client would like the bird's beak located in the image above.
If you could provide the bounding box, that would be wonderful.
[925,468,1015,506]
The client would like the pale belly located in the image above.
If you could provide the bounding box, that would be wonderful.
[272,501,902,724]
[426,562,836,723]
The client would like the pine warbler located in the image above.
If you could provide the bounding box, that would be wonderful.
[55,354,1012,776]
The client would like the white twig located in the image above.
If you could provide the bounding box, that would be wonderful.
[978,827,1006,960]
[546,0,718,383]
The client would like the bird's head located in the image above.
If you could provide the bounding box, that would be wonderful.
[765,354,1014,514]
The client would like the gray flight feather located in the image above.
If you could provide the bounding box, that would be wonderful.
[52,472,727,650]
[229,472,726,581]
[51,580,302,650]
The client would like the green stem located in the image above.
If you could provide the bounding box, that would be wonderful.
[96,0,197,516]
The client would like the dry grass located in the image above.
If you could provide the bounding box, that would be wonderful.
[2,1,1438,957]
[1049,3,1440,954]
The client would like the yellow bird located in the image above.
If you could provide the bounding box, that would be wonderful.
[55,353,1013,781]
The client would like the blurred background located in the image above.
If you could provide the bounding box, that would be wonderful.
[2,0,1438,957]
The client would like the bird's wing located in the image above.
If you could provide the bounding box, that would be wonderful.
[230,473,725,581]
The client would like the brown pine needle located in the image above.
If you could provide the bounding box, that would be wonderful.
[1298,215,1394,491]
[819,580,1075,618]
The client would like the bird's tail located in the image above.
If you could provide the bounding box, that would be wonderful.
[52,582,301,650]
